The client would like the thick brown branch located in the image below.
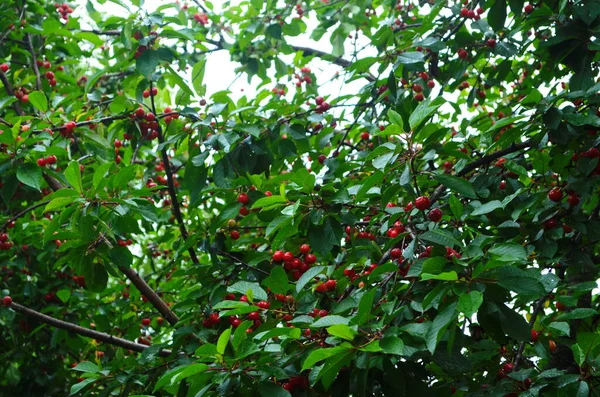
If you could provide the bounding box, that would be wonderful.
[149,81,200,265]
[0,200,49,232]
[8,301,172,357]
[119,266,180,325]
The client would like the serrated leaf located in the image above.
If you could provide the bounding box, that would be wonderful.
[458,291,483,317]
[434,174,477,199]
[380,336,404,355]
[28,91,48,112]
[17,163,42,191]
[64,161,83,193]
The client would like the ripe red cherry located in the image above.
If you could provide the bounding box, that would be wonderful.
[305,253,316,264]
[151,87,158,96]
[325,279,337,291]
[0,64,9,73]
[272,250,284,262]
[429,208,442,222]
[315,96,324,105]
[531,329,539,342]
[499,180,506,189]
[412,84,423,93]
[360,131,370,140]
[141,318,151,326]
[135,107,145,118]
[390,248,402,258]
[458,49,468,59]
[487,38,497,48]
[283,251,294,262]
[460,8,469,17]
[502,362,514,373]
[2,296,12,306]
[299,244,310,254]
[415,196,431,210]
[114,139,122,148]
[230,230,240,240]
[237,193,250,204]
[524,4,534,13]
[414,93,424,101]
[144,112,155,122]
[37,158,47,167]
[555,301,567,311]
[248,312,260,320]
[143,89,150,98]
[231,318,241,327]
[568,194,580,206]
[257,301,270,310]
[548,187,563,202]
[427,80,435,88]
[549,339,557,353]
[544,219,558,230]
[318,309,328,317]
[64,121,76,132]
[343,268,355,277]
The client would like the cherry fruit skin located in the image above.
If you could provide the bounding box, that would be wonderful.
[415,196,431,210]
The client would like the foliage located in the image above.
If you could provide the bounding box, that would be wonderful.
[0,0,600,396]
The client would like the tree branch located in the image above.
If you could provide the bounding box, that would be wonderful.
[119,266,179,325]
[0,70,24,116]
[289,45,376,82]
[514,295,548,370]
[149,81,200,265]
[8,301,172,357]
[32,113,129,134]
[0,200,49,232]
[25,34,42,91]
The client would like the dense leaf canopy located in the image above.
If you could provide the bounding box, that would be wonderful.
[1,0,600,396]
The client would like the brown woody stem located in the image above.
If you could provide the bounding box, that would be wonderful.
[8,301,172,357]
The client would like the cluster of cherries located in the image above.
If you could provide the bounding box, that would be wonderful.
[14,87,30,103]
[36,155,57,167]
[0,233,14,251]
[129,108,159,140]
[271,87,286,96]
[117,239,134,247]
[459,7,484,19]
[193,12,209,25]
[54,2,74,21]
[272,244,317,281]
[44,70,58,87]
[314,96,331,114]
[60,121,77,138]
[294,67,313,87]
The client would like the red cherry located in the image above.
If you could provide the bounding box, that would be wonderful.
[531,329,539,342]
[412,84,423,93]
[427,80,435,88]
[151,87,158,96]
[141,318,151,326]
[548,187,563,202]
[231,318,241,327]
[568,194,580,206]
[64,121,76,132]
[283,251,294,262]
[143,90,150,98]
[544,219,558,230]
[2,296,12,306]
[305,253,316,264]
[360,131,370,140]
[37,158,47,167]
[0,64,9,73]
[524,4,534,14]
[555,301,567,311]
[502,362,514,373]
[239,207,249,216]
[315,96,324,105]
[237,193,250,204]
[272,250,284,262]
[460,8,469,17]
[230,231,240,240]
[318,309,328,317]
[487,38,497,48]
[415,196,431,210]
[429,208,442,222]
[414,93,424,101]
[499,180,506,189]
[144,112,155,122]
[549,339,557,353]
[390,248,402,258]
[325,279,337,291]
[257,301,270,310]
[248,312,260,320]
[299,244,310,254]
[135,108,145,118]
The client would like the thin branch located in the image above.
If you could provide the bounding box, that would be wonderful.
[8,301,172,357]
[514,295,548,370]
[25,34,42,91]
[0,71,24,116]
[42,173,63,192]
[0,200,49,232]
[149,80,200,265]
[216,249,269,275]
[32,113,129,134]
[119,266,180,325]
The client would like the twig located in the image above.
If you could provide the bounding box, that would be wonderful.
[0,200,50,232]
[0,71,24,115]
[149,80,200,265]
[119,266,180,325]
[32,113,129,134]
[25,34,42,91]
[513,295,547,369]
[8,301,172,357]
[216,249,269,275]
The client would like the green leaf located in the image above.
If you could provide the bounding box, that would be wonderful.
[388,109,404,130]
[70,378,96,395]
[301,343,352,371]
[255,327,301,341]
[355,288,377,325]
[17,163,42,191]
[320,350,355,389]
[426,302,457,354]
[380,336,404,355]
[396,52,425,65]
[251,195,287,209]
[296,266,326,293]
[409,96,444,130]
[489,243,527,261]
[136,49,161,77]
[312,315,350,327]
[64,161,83,194]
[548,322,570,337]
[259,382,291,397]
[327,324,356,341]
[227,281,268,301]
[217,327,231,355]
[356,171,384,201]
[28,91,48,112]
[421,271,458,281]
[495,267,546,296]
[191,58,207,96]
[489,0,507,31]
[557,308,598,321]
[81,262,108,293]
[433,174,477,199]
[56,289,71,303]
[471,200,503,216]
[458,291,483,317]
[72,362,99,373]
[262,266,289,295]
[420,229,461,248]
[497,303,531,341]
